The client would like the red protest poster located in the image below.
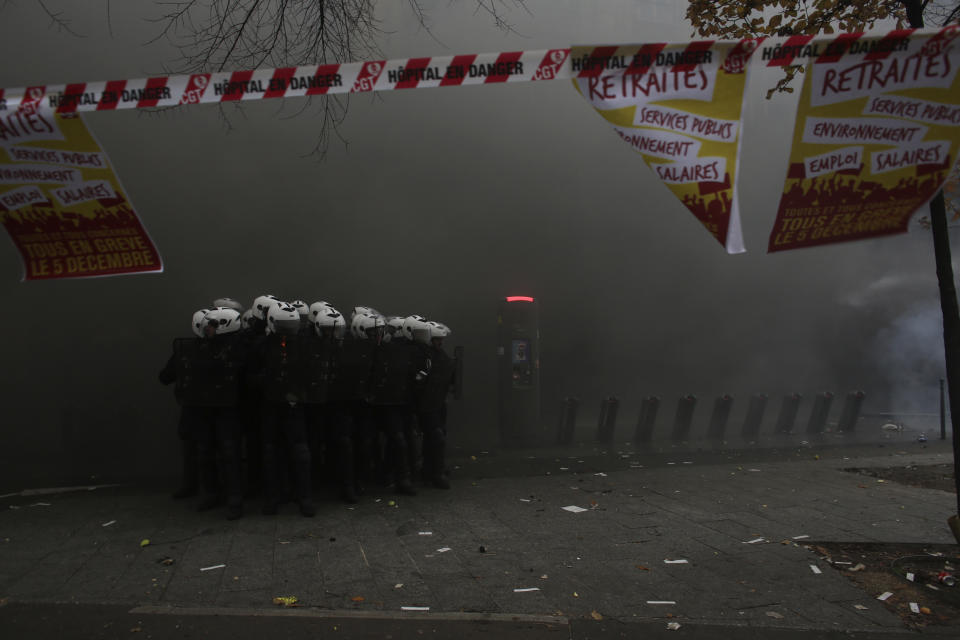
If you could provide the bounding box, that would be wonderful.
[0,95,162,280]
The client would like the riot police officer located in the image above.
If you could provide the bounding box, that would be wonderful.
[368,313,424,496]
[158,308,209,499]
[172,307,247,519]
[250,303,316,517]
[237,294,279,496]
[417,321,457,489]
[307,304,363,502]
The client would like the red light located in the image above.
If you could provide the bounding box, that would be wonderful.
[506,296,535,302]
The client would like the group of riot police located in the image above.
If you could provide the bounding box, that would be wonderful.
[159,296,460,520]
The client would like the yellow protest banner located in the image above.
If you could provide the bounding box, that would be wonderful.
[0,95,161,280]
[766,27,960,252]
[572,39,762,253]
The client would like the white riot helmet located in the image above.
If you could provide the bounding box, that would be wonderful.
[267,303,301,335]
[290,300,309,317]
[240,308,255,331]
[213,297,244,313]
[203,307,242,335]
[309,301,333,320]
[402,315,430,343]
[351,306,380,322]
[252,294,280,320]
[353,312,385,340]
[427,321,451,340]
[192,308,211,338]
[384,315,406,342]
[313,306,346,339]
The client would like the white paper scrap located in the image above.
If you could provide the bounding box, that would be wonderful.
[514,587,540,592]
[906,572,915,582]
[664,559,689,564]
[810,565,822,574]
[909,602,920,613]
[559,467,569,471]
[748,468,761,472]
[594,472,607,477]
[418,531,433,536]
[854,604,868,610]
[101,520,116,527]
[200,564,226,572]
[437,547,451,553]
[792,535,810,540]
[647,600,677,605]
[877,592,893,601]
[666,622,681,630]
[682,461,693,464]
[742,538,765,544]
[562,505,587,513]
[394,583,403,589]
[401,606,430,611]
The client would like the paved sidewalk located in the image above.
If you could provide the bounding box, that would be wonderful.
[0,440,956,636]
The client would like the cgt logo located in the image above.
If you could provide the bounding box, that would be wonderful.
[918,24,960,59]
[353,61,384,92]
[179,74,211,104]
[722,39,759,74]
[17,86,45,115]
[535,49,570,80]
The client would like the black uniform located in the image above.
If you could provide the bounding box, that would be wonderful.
[417,342,457,488]
[368,337,425,495]
[325,335,375,502]
[249,331,315,517]
[170,332,247,519]
[238,320,266,496]
[158,340,202,499]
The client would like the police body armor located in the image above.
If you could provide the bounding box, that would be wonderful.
[327,337,375,403]
[304,335,338,404]
[173,336,245,407]
[418,346,456,412]
[261,333,310,405]
[369,340,419,406]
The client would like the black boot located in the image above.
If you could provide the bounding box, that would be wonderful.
[427,428,450,490]
[290,442,314,517]
[392,436,417,496]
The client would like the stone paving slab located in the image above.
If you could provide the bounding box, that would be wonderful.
[0,446,955,633]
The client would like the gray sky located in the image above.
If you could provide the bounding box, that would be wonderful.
[0,1,949,485]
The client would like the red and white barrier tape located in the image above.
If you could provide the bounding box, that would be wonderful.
[0,49,572,114]
[0,30,938,114]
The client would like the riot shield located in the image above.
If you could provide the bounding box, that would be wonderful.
[174,337,244,407]
[261,334,309,405]
[304,336,338,404]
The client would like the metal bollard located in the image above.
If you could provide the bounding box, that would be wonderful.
[707,394,734,440]
[557,397,579,445]
[741,393,768,440]
[775,393,802,434]
[806,391,833,434]
[837,390,865,433]
[635,396,660,443]
[597,396,619,444]
[671,395,697,442]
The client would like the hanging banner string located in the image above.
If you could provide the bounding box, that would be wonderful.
[0,29,943,115]
[0,49,573,114]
